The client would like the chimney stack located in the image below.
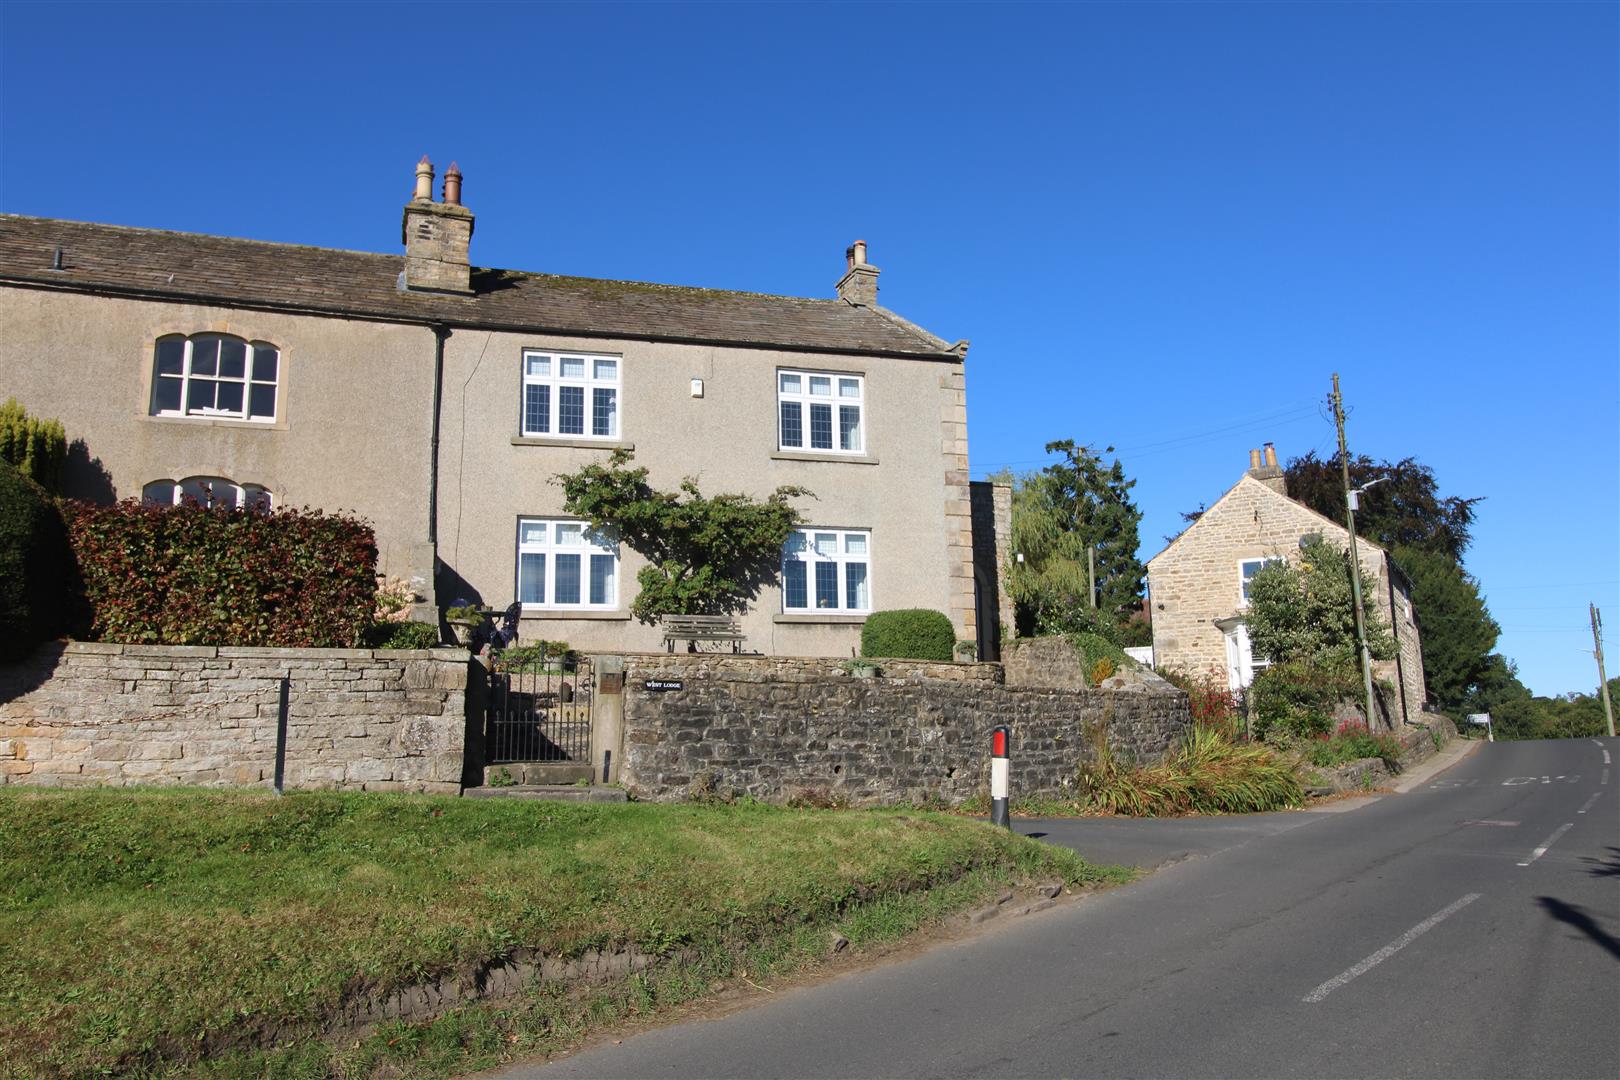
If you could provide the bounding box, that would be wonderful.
[836,239,880,306]
[400,155,475,295]
[1246,443,1288,497]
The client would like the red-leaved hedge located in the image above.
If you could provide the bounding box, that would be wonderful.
[61,500,378,648]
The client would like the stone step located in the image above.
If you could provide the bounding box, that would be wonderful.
[463,785,628,803]
[485,762,593,786]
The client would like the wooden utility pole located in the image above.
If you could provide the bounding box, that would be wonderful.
[1087,547,1097,609]
[1592,604,1615,738]
[1331,374,1379,730]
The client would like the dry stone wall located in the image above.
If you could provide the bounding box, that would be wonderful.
[617,653,1190,805]
[0,642,468,793]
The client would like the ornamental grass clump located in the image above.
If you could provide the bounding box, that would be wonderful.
[1075,722,1304,817]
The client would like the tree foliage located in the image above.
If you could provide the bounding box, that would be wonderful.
[1391,545,1500,715]
[1245,536,1394,666]
[1284,450,1481,562]
[0,398,67,494]
[557,450,809,624]
[1004,440,1144,638]
[1463,655,1614,741]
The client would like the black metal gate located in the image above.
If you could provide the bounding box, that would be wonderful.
[484,650,593,764]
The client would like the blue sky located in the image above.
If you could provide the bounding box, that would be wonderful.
[2,1,1614,696]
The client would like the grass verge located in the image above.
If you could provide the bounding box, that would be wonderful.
[0,789,1125,1078]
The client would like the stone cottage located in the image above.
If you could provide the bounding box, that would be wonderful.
[0,159,1008,658]
[1145,445,1428,724]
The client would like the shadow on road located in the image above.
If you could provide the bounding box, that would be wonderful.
[1536,896,1620,961]
[1581,846,1620,878]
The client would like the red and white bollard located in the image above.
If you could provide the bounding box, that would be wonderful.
[990,724,1011,829]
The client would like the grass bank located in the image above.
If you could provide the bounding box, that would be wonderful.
[0,789,1125,1078]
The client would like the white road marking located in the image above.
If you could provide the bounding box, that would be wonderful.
[1303,894,1482,1004]
[1463,819,1519,827]
[1604,769,1610,785]
[1604,751,1612,766]
[1518,823,1574,867]
[1577,792,1601,815]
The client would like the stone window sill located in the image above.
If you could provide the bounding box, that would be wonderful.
[520,610,633,621]
[142,414,286,433]
[511,437,635,451]
[770,451,879,466]
[773,613,867,625]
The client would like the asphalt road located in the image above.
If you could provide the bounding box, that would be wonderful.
[503,737,1619,1079]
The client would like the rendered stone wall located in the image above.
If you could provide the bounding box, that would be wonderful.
[616,653,1190,805]
[0,642,469,793]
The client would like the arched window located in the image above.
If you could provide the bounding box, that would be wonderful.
[143,477,273,511]
[150,334,279,422]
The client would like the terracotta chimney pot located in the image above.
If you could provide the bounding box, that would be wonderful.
[443,162,463,206]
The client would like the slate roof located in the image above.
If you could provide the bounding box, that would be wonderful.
[0,215,960,361]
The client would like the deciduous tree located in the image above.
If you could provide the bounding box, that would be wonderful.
[1284,451,1481,562]
[557,450,809,624]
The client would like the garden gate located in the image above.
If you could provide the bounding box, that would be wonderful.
[483,651,594,765]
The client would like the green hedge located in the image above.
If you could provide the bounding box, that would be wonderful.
[364,621,440,649]
[1248,651,1362,740]
[61,499,378,648]
[0,467,72,661]
[860,609,955,661]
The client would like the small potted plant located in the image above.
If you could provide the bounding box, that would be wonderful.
[954,640,978,663]
[841,657,882,680]
[444,603,483,647]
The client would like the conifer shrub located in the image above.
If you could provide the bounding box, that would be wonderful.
[860,609,955,661]
[0,398,67,493]
[61,500,378,647]
[0,467,72,661]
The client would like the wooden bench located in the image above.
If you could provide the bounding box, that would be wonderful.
[661,614,746,653]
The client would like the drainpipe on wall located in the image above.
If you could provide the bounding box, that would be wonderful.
[428,323,449,609]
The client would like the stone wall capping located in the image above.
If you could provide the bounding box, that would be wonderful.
[63,641,124,656]
[123,644,217,658]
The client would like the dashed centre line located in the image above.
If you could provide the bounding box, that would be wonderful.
[1303,894,1482,1004]
[1577,792,1602,815]
[1518,823,1574,867]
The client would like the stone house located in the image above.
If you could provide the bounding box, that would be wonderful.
[1145,445,1428,724]
[0,159,1004,658]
